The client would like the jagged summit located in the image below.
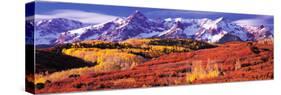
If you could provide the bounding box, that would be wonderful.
[214,17,225,23]
[28,10,273,45]
[127,10,147,22]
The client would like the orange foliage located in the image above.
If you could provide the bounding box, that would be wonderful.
[34,74,47,84]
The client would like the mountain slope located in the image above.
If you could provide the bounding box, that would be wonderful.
[56,11,164,43]
[240,25,273,40]
[26,18,85,45]
[29,11,273,45]
[36,40,273,93]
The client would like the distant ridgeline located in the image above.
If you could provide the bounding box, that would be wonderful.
[26,11,273,46]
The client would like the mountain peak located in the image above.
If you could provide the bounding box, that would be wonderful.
[135,10,141,14]
[33,14,272,45]
[259,25,265,29]
[127,10,147,21]
[39,18,83,26]
[175,21,184,29]
[214,17,225,23]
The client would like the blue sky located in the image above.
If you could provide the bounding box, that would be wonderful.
[27,1,273,26]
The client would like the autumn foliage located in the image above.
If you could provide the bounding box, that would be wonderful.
[30,39,273,94]
[186,61,220,83]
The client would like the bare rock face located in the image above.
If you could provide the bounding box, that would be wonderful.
[31,11,273,45]
[218,33,242,44]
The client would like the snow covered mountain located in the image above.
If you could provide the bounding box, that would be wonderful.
[158,21,187,38]
[56,11,164,43]
[97,10,164,42]
[26,18,85,45]
[240,25,273,41]
[191,17,254,43]
[28,11,273,45]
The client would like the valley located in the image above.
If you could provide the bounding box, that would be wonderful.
[28,38,273,93]
[25,9,274,94]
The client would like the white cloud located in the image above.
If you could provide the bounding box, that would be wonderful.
[233,16,272,26]
[144,10,215,17]
[233,19,265,26]
[34,9,119,24]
